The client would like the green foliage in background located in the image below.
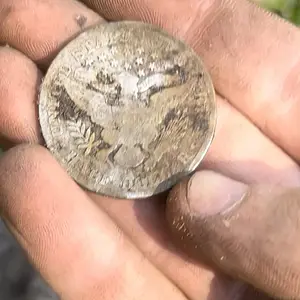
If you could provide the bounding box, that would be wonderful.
[254,0,300,25]
[0,0,299,154]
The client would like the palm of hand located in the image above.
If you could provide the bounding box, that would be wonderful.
[0,0,300,300]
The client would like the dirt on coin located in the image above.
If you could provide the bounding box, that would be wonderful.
[38,21,216,199]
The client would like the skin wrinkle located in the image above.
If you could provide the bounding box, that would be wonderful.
[163,0,215,38]
[177,0,228,49]
[201,98,300,187]
[281,59,300,113]
[0,47,42,145]
[194,1,300,161]
[0,0,102,63]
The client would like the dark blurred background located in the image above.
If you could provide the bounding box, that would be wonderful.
[0,219,58,299]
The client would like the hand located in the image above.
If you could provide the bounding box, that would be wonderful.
[0,0,300,299]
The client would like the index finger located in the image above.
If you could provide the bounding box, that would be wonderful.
[82,0,300,161]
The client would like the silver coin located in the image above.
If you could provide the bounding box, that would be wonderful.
[38,21,216,199]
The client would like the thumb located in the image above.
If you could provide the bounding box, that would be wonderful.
[166,170,300,300]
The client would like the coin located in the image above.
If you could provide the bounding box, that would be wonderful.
[38,21,216,199]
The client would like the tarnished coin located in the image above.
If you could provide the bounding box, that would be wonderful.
[39,21,216,199]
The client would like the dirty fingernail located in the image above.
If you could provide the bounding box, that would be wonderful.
[187,171,248,216]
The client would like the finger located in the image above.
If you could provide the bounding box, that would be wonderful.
[0,144,186,300]
[0,46,42,148]
[82,0,300,161]
[0,0,103,66]
[201,96,300,186]
[166,170,300,299]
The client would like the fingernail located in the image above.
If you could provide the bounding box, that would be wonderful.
[187,171,248,216]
